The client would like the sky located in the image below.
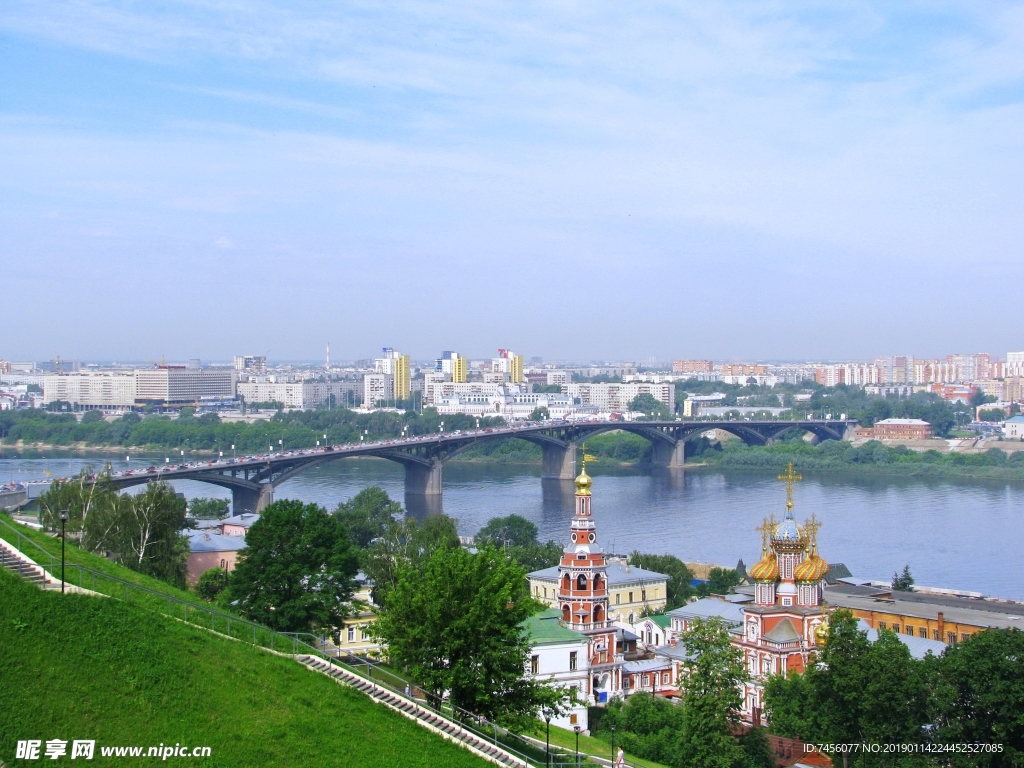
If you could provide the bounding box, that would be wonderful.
[2,1,1023,364]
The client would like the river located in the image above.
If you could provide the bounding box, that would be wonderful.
[2,451,1022,600]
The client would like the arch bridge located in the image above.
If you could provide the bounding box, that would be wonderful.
[99,419,856,514]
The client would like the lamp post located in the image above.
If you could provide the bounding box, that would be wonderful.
[610,724,616,767]
[231,444,235,459]
[543,710,552,768]
[573,725,581,767]
[59,510,68,594]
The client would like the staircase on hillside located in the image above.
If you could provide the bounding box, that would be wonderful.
[298,655,528,768]
[0,542,49,588]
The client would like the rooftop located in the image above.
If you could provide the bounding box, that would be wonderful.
[875,418,930,425]
[220,513,260,528]
[521,609,586,645]
[666,596,745,626]
[824,583,1024,631]
[528,561,668,585]
[185,530,248,553]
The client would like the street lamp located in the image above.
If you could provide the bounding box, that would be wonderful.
[543,710,552,768]
[610,724,616,767]
[573,725,581,767]
[231,444,235,459]
[59,510,68,594]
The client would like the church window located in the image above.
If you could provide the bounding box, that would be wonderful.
[571,533,577,543]
[569,651,578,671]
[588,533,596,542]
[782,597,792,606]
[628,613,635,624]
[577,574,588,590]
[531,656,540,674]
[577,553,586,560]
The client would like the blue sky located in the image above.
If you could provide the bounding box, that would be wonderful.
[2,1,1023,362]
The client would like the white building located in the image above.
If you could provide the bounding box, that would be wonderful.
[564,382,675,414]
[233,355,267,375]
[523,609,591,729]
[1004,415,1024,440]
[43,371,137,409]
[134,367,235,406]
[433,387,589,420]
[363,373,394,407]
[424,380,534,407]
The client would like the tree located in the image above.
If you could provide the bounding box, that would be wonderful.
[477,514,564,572]
[373,544,550,726]
[628,552,695,609]
[188,497,230,519]
[696,567,742,597]
[112,483,190,587]
[933,629,1024,767]
[476,514,540,549]
[629,393,671,420]
[38,467,119,543]
[227,500,358,632]
[360,513,460,606]
[80,410,105,424]
[979,408,1007,423]
[675,617,747,768]
[763,671,814,740]
[195,567,230,601]
[739,725,776,768]
[892,565,914,592]
[333,486,403,548]
[528,406,550,421]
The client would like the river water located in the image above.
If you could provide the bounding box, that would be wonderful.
[2,452,1022,600]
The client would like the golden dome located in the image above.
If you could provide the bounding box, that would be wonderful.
[749,552,779,582]
[574,467,592,496]
[814,618,830,645]
[794,552,829,583]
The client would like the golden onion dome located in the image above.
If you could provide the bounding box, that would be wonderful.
[749,552,779,582]
[794,553,829,583]
[574,467,592,495]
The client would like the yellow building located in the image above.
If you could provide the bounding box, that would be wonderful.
[452,355,467,383]
[393,354,411,401]
[528,561,668,625]
[336,581,381,656]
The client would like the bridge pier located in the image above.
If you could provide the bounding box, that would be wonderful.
[541,442,577,480]
[650,439,686,469]
[231,484,275,516]
[404,461,443,496]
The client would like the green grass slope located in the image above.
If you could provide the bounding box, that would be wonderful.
[0,568,490,768]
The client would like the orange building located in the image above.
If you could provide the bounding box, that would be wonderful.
[871,418,932,440]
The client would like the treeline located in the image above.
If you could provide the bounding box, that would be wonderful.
[765,610,1023,767]
[0,407,505,453]
[37,472,189,586]
[694,439,1024,479]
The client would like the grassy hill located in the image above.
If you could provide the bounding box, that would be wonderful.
[0,568,492,768]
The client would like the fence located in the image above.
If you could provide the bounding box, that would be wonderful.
[0,515,601,767]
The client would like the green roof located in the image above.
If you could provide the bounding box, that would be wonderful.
[521,608,586,645]
[649,614,671,629]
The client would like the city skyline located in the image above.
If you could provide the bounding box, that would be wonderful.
[3,2,1023,360]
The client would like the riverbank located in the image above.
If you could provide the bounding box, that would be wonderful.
[692,440,1024,482]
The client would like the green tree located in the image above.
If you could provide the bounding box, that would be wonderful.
[739,725,776,768]
[891,565,914,592]
[696,567,742,597]
[373,544,549,726]
[195,567,230,601]
[933,629,1024,767]
[598,693,683,765]
[228,500,358,632]
[627,552,695,609]
[38,467,119,543]
[528,406,550,421]
[763,671,814,740]
[675,617,747,768]
[112,483,190,587]
[333,486,403,548]
[360,514,460,606]
[188,497,230,519]
[80,410,105,424]
[629,393,671,420]
[978,408,1007,423]
[475,514,540,549]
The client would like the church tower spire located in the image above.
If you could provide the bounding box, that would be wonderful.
[557,450,609,631]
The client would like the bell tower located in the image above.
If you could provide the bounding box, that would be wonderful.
[557,453,609,631]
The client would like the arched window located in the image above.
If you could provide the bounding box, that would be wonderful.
[593,605,603,623]
[593,574,602,591]
[577,574,588,591]
[562,604,571,623]
[628,613,635,624]
[562,573,571,590]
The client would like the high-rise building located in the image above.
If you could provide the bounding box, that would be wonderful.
[436,351,467,383]
[233,355,267,375]
[672,360,714,374]
[375,348,411,400]
[363,373,394,407]
[492,348,524,383]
